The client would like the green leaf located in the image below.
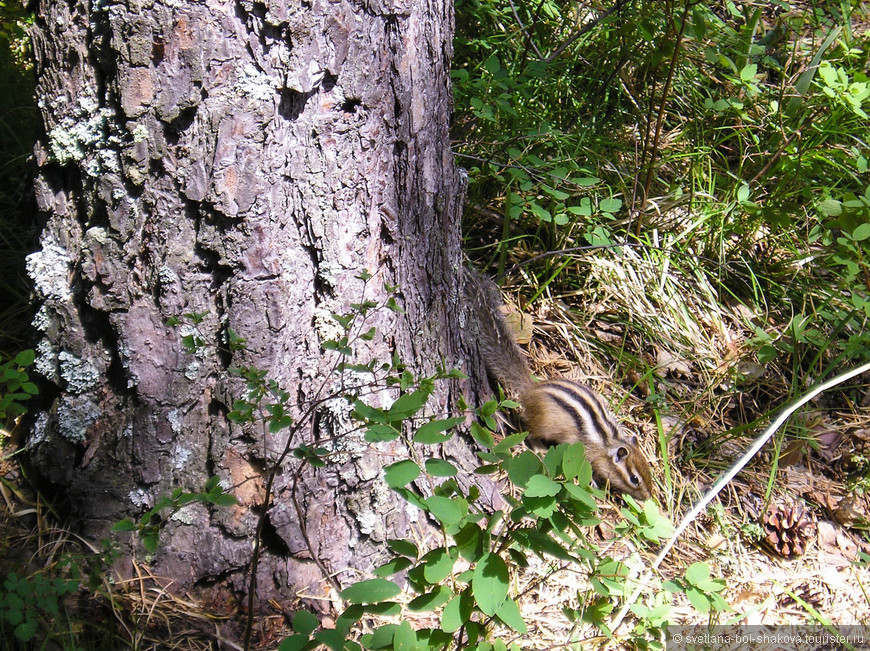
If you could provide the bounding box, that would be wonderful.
[364,424,400,442]
[392,487,427,511]
[562,441,586,480]
[523,530,577,562]
[292,610,320,636]
[361,602,401,618]
[484,54,501,75]
[421,547,457,583]
[599,197,622,214]
[365,625,397,650]
[524,474,561,498]
[336,604,364,633]
[685,562,710,587]
[352,399,387,424]
[686,586,712,613]
[314,629,347,651]
[492,432,527,454]
[278,635,310,651]
[393,621,417,651]
[424,459,457,477]
[387,539,418,558]
[506,450,544,488]
[525,495,558,518]
[372,556,413,577]
[340,579,401,604]
[562,482,598,511]
[470,422,494,448]
[111,518,136,532]
[854,223,870,241]
[455,522,487,560]
[408,585,452,612]
[425,495,467,526]
[819,198,842,216]
[414,417,463,444]
[472,553,509,616]
[142,532,160,554]
[212,493,238,507]
[441,592,472,632]
[740,63,757,81]
[14,619,37,642]
[529,201,552,222]
[13,350,35,366]
[388,388,430,420]
[384,460,421,488]
[496,597,528,633]
[542,185,569,201]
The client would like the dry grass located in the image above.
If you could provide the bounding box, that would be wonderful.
[0,441,247,650]
[488,237,870,642]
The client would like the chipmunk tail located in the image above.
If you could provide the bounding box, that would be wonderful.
[463,267,533,396]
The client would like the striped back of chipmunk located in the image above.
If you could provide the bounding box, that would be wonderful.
[520,379,631,449]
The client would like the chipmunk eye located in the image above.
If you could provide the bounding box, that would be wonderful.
[629,474,639,486]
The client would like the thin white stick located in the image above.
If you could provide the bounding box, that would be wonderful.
[610,359,870,632]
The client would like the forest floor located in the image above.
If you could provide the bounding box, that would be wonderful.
[3,285,870,648]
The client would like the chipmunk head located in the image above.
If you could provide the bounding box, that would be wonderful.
[608,441,654,501]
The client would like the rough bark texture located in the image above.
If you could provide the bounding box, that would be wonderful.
[27,0,483,619]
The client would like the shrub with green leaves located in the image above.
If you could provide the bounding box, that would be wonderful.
[0,350,37,425]
[273,390,687,648]
[0,570,80,644]
[455,0,870,387]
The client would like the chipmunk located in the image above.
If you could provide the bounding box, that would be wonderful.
[465,268,654,501]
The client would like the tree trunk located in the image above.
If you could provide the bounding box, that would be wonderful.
[27,0,480,621]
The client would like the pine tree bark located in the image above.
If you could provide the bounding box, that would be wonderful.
[27,0,481,619]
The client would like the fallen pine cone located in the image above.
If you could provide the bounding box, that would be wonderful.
[761,501,815,558]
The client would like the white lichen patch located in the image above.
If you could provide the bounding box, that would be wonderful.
[94,147,122,175]
[31,305,52,332]
[58,350,101,394]
[157,265,179,285]
[26,238,72,301]
[312,306,345,344]
[170,443,192,470]
[34,338,59,383]
[184,359,201,381]
[84,226,111,246]
[404,500,420,524]
[354,508,380,537]
[348,478,395,540]
[47,108,112,166]
[167,409,183,435]
[29,412,49,446]
[131,123,149,142]
[170,503,200,524]
[57,395,102,443]
[236,64,275,101]
[129,487,150,509]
